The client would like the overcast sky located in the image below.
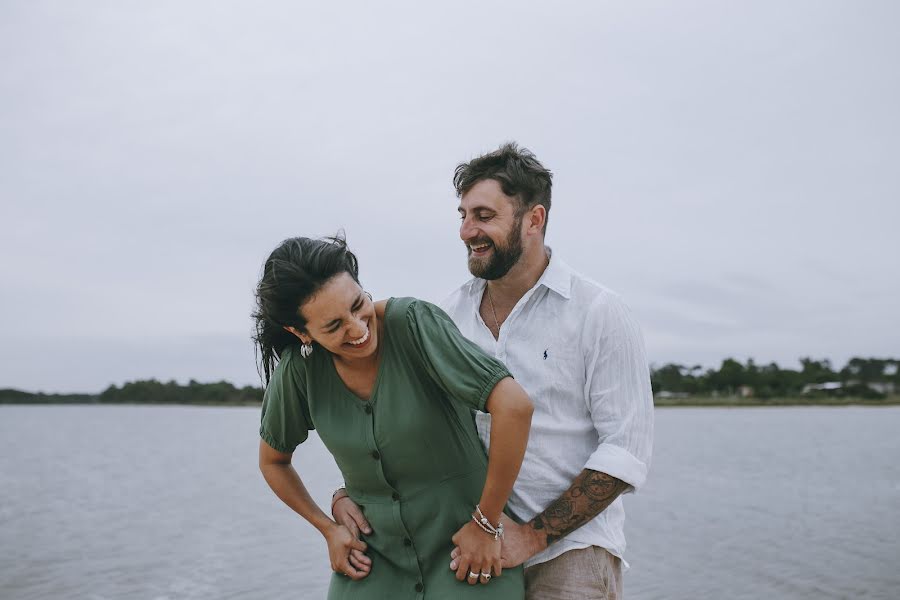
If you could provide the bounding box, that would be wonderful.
[2,1,898,393]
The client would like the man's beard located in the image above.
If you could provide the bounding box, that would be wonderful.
[467,217,524,280]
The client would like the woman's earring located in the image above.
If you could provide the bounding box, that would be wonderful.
[300,343,313,359]
[364,291,373,301]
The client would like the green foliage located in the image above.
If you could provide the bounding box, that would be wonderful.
[98,379,263,404]
[650,356,899,402]
[2,380,263,405]
[0,389,96,404]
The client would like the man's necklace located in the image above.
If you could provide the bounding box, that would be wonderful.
[486,285,503,335]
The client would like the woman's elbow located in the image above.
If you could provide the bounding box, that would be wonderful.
[490,378,534,420]
[258,438,291,471]
[516,391,534,421]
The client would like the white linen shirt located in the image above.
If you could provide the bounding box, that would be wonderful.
[440,250,654,568]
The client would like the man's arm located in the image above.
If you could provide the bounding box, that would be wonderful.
[530,468,629,546]
[450,469,628,569]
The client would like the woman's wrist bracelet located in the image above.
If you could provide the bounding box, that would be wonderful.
[330,487,349,514]
[472,504,504,540]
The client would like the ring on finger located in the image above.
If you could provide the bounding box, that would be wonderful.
[468,571,479,579]
[480,571,492,581]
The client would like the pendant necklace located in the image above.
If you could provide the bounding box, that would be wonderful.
[486,285,503,336]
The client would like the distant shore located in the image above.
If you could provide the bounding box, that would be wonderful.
[3,393,898,408]
[652,395,900,407]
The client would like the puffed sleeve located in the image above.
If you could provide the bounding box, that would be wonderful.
[259,345,313,453]
[404,298,511,412]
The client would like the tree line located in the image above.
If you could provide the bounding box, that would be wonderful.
[2,357,898,405]
[651,357,899,399]
[0,379,263,405]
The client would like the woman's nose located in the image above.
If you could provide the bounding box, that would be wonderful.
[348,316,367,338]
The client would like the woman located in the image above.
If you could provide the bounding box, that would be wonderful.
[254,235,533,599]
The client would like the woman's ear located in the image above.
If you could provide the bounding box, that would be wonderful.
[283,326,312,345]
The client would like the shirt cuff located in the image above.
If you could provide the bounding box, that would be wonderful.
[259,427,296,454]
[583,443,649,491]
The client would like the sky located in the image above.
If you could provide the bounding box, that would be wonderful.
[1,1,898,393]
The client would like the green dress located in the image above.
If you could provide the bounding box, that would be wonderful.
[260,297,525,599]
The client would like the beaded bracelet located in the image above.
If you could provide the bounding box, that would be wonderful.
[471,504,504,540]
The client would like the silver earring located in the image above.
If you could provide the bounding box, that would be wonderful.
[364,291,372,301]
[300,343,313,359]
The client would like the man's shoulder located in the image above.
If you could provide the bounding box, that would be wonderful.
[559,262,626,312]
[439,278,479,315]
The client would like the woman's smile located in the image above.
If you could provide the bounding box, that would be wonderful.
[345,326,372,349]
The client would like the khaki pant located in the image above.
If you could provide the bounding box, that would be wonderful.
[524,547,623,600]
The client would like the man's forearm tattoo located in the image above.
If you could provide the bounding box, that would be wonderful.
[530,469,629,546]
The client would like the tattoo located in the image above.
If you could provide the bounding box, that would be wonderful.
[530,469,629,546]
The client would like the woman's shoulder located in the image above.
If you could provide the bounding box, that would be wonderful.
[271,343,311,388]
[382,297,461,353]
[382,297,447,328]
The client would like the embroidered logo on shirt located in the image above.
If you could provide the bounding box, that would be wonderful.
[543,349,549,360]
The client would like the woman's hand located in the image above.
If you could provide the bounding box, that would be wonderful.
[324,522,370,580]
[451,520,502,585]
[332,493,373,575]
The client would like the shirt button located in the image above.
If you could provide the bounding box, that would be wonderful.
[403,537,411,546]
[364,405,372,414]
[415,582,423,592]
[392,492,400,501]
[371,450,380,460]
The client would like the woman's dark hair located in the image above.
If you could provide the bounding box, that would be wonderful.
[252,235,360,385]
[453,141,553,233]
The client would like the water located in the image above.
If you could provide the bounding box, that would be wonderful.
[1,405,898,599]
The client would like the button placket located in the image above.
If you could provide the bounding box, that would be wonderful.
[497,285,541,346]
[391,498,423,595]
[363,394,425,593]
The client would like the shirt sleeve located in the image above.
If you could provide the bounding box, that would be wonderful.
[582,292,654,492]
[405,299,512,412]
[259,346,314,454]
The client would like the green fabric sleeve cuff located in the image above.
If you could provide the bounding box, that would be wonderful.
[475,369,513,412]
[259,426,296,454]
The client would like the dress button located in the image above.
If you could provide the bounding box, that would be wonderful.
[364,405,372,414]
[392,492,400,501]
[371,450,380,460]
[415,582,423,592]
[403,537,411,546]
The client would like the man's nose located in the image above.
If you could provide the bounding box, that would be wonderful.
[459,215,476,241]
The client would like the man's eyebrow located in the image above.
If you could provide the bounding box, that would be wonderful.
[458,206,496,214]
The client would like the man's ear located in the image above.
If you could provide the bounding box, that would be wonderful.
[284,326,312,345]
[526,204,547,236]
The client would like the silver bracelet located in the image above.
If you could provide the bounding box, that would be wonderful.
[472,505,504,540]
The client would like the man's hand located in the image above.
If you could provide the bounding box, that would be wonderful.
[450,514,545,571]
[323,522,370,580]
[331,493,373,575]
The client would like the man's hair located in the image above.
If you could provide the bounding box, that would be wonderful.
[453,142,553,233]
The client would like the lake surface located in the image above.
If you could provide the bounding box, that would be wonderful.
[1,405,898,599]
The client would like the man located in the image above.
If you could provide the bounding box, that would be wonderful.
[334,143,654,599]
